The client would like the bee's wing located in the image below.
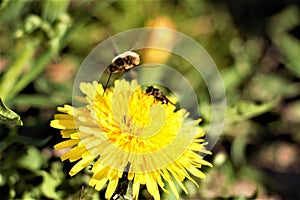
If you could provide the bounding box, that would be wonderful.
[106,35,119,57]
[112,41,119,57]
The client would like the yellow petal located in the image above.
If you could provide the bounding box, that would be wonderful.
[105,179,119,199]
[54,139,79,149]
[132,178,140,199]
[145,174,160,200]
[61,146,86,161]
[90,178,108,191]
[50,119,76,129]
[61,129,76,138]
[57,105,74,114]
[167,178,180,199]
[70,155,94,176]
[187,166,206,179]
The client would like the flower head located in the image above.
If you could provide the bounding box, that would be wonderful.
[51,79,212,199]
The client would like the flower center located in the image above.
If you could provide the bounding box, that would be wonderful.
[94,82,182,154]
[84,80,197,173]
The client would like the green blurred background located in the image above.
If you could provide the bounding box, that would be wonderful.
[0,0,299,199]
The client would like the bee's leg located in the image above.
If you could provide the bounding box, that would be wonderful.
[167,98,174,105]
[168,99,176,106]
[103,72,113,95]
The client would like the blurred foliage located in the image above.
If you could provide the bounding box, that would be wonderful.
[0,98,23,126]
[0,0,299,199]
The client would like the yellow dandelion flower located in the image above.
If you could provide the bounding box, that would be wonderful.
[51,79,212,200]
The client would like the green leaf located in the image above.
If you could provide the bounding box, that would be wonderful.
[10,94,62,108]
[16,135,52,147]
[226,99,279,125]
[221,60,254,95]
[37,162,64,199]
[0,43,35,101]
[231,123,249,166]
[17,147,44,170]
[0,0,10,10]
[268,6,300,78]
[42,0,70,23]
[38,170,62,199]
[274,34,300,78]
[0,98,23,126]
[7,50,53,101]
[247,74,299,101]
[0,0,30,23]
[268,5,299,35]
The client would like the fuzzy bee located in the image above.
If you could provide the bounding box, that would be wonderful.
[104,51,140,93]
[109,51,140,73]
[145,86,175,105]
